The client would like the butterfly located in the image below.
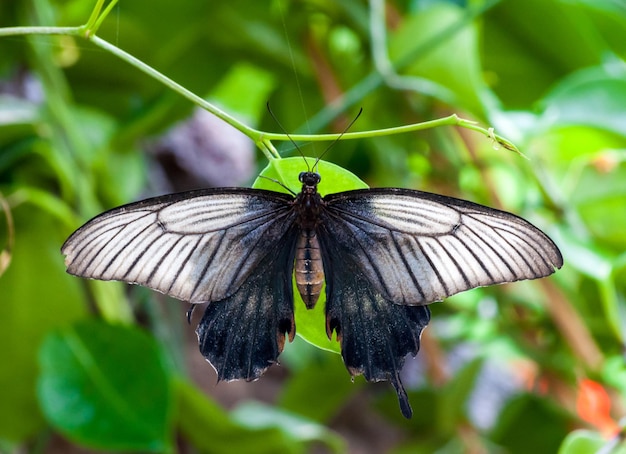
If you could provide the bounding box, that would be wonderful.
[61,158,563,418]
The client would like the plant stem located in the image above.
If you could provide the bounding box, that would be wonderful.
[90,0,120,36]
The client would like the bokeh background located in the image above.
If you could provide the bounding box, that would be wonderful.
[1,0,626,452]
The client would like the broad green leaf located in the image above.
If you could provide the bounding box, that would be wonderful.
[99,145,148,208]
[37,320,173,452]
[253,156,368,195]
[528,125,626,165]
[436,358,484,437]
[602,356,626,396]
[0,206,86,442]
[209,62,276,125]
[253,157,368,353]
[483,0,606,107]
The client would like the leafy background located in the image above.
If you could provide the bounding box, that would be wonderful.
[1,0,626,452]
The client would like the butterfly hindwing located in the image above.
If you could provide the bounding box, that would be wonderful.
[196,224,299,381]
[322,188,563,304]
[318,220,431,417]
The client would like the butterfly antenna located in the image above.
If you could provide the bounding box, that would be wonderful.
[257,175,297,196]
[267,102,310,171]
[313,107,363,172]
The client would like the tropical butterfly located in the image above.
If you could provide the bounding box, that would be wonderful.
[61,158,563,418]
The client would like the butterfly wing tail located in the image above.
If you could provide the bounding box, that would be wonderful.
[325,269,431,418]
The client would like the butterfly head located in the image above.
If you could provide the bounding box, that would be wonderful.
[299,171,321,192]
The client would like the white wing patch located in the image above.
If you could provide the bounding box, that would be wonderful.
[62,190,295,303]
[370,195,461,235]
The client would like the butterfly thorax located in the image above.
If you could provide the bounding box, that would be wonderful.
[293,171,324,229]
[293,171,325,308]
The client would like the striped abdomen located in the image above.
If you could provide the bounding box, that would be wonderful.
[295,229,324,309]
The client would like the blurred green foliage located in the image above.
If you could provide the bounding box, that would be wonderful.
[1,0,626,452]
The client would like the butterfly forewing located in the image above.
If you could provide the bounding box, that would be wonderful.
[62,188,297,303]
[321,188,563,305]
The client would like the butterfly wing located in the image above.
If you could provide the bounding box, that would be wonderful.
[62,188,300,379]
[322,188,563,305]
[62,188,297,303]
[318,188,562,416]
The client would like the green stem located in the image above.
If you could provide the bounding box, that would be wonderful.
[89,0,120,36]
[260,114,519,154]
[82,0,106,34]
[0,26,80,36]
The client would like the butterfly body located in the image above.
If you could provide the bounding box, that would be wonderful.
[293,171,326,308]
[62,163,562,419]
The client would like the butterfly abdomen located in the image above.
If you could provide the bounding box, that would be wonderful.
[295,229,324,309]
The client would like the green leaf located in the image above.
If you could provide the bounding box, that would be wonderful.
[483,0,606,107]
[436,358,484,436]
[529,125,626,165]
[209,62,276,125]
[602,356,626,396]
[253,156,368,195]
[554,230,612,280]
[539,66,626,138]
[0,206,86,442]
[175,379,307,454]
[389,3,490,117]
[37,320,173,452]
[558,430,619,454]
[253,157,367,353]
[177,378,347,453]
